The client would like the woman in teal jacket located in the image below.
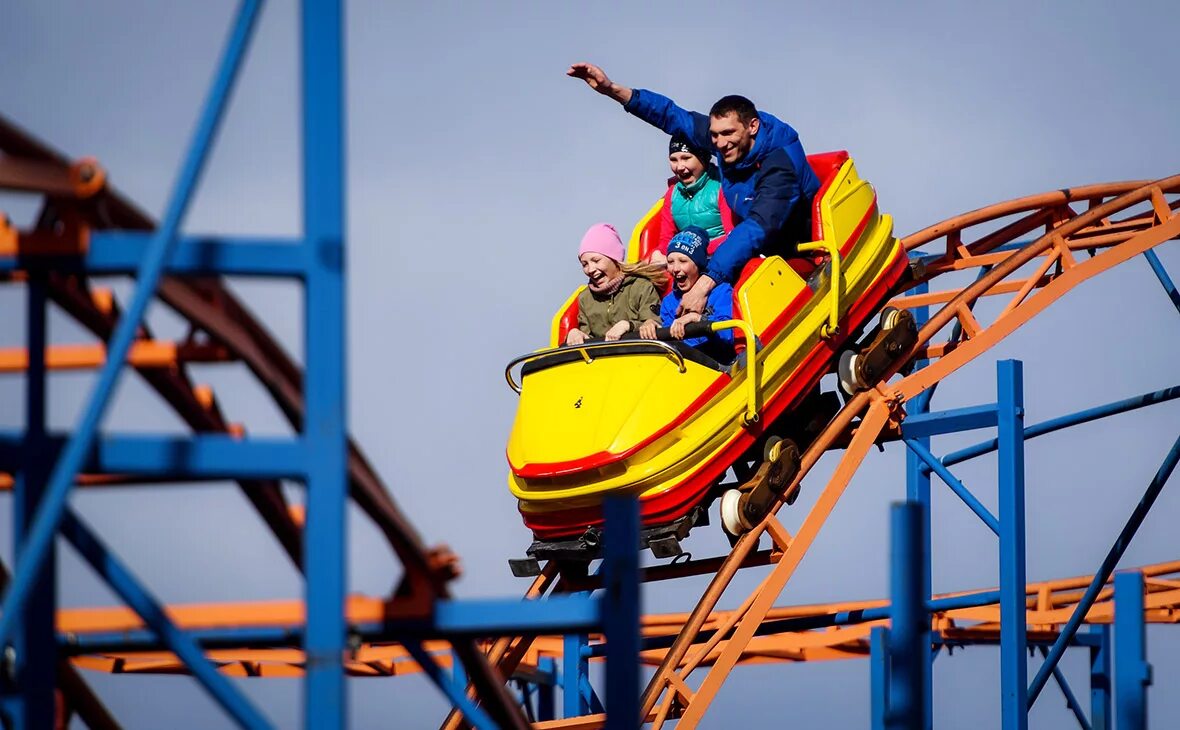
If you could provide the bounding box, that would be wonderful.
[650,135,733,264]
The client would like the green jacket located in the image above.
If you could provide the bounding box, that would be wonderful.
[576,275,661,338]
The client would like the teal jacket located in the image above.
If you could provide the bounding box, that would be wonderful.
[657,168,733,254]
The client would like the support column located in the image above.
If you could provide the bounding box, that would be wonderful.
[906,279,933,729]
[563,633,589,718]
[997,360,1027,730]
[602,496,640,729]
[302,0,348,727]
[871,626,890,730]
[8,272,55,729]
[886,502,927,729]
[1089,624,1111,730]
[1114,572,1149,730]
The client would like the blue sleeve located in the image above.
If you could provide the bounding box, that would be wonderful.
[705,285,734,346]
[623,89,711,151]
[660,292,678,326]
[705,149,803,284]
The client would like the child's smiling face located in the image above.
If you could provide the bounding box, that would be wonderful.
[579,252,621,286]
[667,252,700,292]
[668,151,705,185]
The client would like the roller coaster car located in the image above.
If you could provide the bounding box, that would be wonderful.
[504,151,915,575]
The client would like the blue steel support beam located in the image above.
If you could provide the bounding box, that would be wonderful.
[943,386,1180,468]
[0,235,307,278]
[563,633,590,718]
[7,272,54,729]
[537,657,557,722]
[871,626,889,730]
[1027,431,1180,708]
[904,279,934,727]
[904,438,1000,535]
[59,508,271,728]
[0,0,263,653]
[900,403,999,439]
[403,640,495,730]
[1142,249,1180,315]
[886,502,928,729]
[1089,625,1111,730]
[0,433,306,480]
[301,0,348,726]
[997,359,1028,730]
[601,496,640,728]
[1037,647,1091,730]
[1113,572,1150,730]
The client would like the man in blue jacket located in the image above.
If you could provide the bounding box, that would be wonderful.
[568,61,820,316]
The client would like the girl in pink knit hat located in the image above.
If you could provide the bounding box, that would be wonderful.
[566,223,668,346]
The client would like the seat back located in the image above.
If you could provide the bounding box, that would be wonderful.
[731,150,850,330]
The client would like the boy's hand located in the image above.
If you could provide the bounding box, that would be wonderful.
[638,320,659,339]
[670,312,702,339]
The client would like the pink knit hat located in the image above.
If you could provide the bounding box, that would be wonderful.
[578,223,625,262]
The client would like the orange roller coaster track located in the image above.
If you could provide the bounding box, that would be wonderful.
[2,106,1177,726]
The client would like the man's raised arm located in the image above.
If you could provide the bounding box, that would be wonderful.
[567,62,710,149]
[567,62,633,104]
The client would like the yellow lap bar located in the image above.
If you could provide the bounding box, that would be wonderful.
[706,319,760,426]
[797,241,841,338]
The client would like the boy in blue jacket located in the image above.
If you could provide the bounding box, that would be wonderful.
[568,61,820,318]
[638,227,735,364]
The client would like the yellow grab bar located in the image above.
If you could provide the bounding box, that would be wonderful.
[504,339,687,394]
[797,241,841,338]
[706,319,761,426]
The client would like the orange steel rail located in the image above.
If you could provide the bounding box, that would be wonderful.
[51,559,1180,683]
[0,341,232,372]
[629,175,1180,728]
[435,175,1180,729]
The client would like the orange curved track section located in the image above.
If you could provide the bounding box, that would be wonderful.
[5,108,1177,728]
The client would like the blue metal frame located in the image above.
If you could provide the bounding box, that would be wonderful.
[997,360,1028,730]
[5,272,54,728]
[0,0,644,726]
[1142,249,1180,315]
[0,1,264,661]
[1027,431,1180,708]
[300,0,347,724]
[886,502,927,729]
[1089,625,1111,730]
[1114,572,1150,730]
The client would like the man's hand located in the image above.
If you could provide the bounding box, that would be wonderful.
[670,312,702,340]
[638,320,659,340]
[565,328,588,346]
[567,62,632,105]
[604,321,631,341]
[677,274,717,316]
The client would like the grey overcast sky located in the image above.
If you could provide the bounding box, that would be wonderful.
[2,0,1179,727]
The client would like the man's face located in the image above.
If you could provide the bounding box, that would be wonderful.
[709,112,760,165]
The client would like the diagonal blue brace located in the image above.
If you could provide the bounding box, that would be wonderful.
[944,385,1180,467]
[1142,249,1180,316]
[904,438,1000,535]
[402,640,496,730]
[1027,431,1180,708]
[59,508,271,729]
[1037,647,1092,730]
[0,0,263,650]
